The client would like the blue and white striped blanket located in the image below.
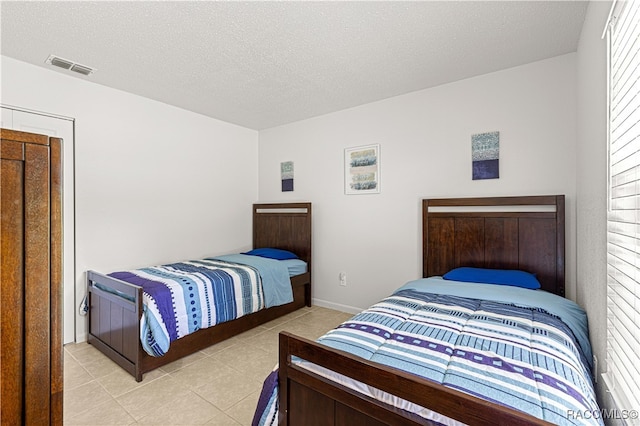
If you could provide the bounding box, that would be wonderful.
[253,281,601,426]
[109,255,292,357]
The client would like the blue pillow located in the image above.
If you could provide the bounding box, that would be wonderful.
[242,247,299,260]
[442,267,541,289]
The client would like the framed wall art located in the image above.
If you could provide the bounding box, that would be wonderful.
[472,131,499,180]
[281,161,294,192]
[344,144,380,195]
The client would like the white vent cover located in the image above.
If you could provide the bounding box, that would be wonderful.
[45,54,96,76]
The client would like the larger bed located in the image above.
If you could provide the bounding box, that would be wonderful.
[254,195,603,425]
[86,202,311,382]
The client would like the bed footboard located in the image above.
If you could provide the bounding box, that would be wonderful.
[87,270,144,381]
[278,332,553,426]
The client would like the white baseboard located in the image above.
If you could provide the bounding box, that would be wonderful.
[312,298,363,315]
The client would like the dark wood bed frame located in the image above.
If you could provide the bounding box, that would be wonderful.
[87,202,312,382]
[278,195,565,426]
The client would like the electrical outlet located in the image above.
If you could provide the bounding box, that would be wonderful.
[339,272,347,286]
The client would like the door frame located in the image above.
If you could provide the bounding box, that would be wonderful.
[1,105,76,344]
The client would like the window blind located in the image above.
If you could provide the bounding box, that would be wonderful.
[605,0,640,414]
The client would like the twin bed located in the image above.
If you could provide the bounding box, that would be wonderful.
[87,195,601,426]
[87,202,312,382]
[254,195,602,426]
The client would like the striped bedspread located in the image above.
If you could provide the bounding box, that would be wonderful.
[109,256,290,357]
[253,285,602,426]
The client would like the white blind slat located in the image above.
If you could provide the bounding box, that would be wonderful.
[606,0,640,414]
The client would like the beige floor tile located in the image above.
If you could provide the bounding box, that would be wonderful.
[199,337,239,356]
[69,343,123,379]
[64,307,351,425]
[64,398,135,425]
[169,355,236,390]
[135,391,220,425]
[64,341,92,354]
[241,330,279,355]
[260,309,310,329]
[64,380,113,420]
[335,311,356,323]
[213,343,277,379]
[98,364,166,398]
[271,320,332,341]
[156,349,208,374]
[204,411,242,425]
[192,367,262,411]
[296,307,353,328]
[297,305,318,313]
[64,351,94,391]
[265,319,301,335]
[232,326,270,343]
[66,342,106,360]
[65,347,78,362]
[225,390,261,426]
[116,375,192,421]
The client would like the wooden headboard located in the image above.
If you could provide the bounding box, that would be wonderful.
[253,202,312,270]
[423,195,565,296]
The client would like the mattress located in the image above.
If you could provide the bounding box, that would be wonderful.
[280,258,307,276]
[106,254,301,357]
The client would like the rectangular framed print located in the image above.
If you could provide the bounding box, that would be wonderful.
[472,131,499,180]
[281,161,294,192]
[344,144,380,195]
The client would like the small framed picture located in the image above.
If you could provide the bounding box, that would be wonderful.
[281,161,294,192]
[344,144,380,195]
[472,131,499,180]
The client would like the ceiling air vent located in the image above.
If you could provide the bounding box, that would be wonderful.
[70,64,94,76]
[45,55,96,76]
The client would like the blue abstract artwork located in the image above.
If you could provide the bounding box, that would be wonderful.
[281,161,294,192]
[472,131,499,180]
[345,144,380,194]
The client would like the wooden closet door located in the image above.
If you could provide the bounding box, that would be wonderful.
[1,131,26,424]
[0,129,62,425]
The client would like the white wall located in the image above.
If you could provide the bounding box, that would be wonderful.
[1,56,259,341]
[258,54,578,313]
[576,0,613,411]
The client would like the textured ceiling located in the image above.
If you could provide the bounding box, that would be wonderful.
[1,1,588,130]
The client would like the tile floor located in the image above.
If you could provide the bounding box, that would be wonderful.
[63,306,353,425]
